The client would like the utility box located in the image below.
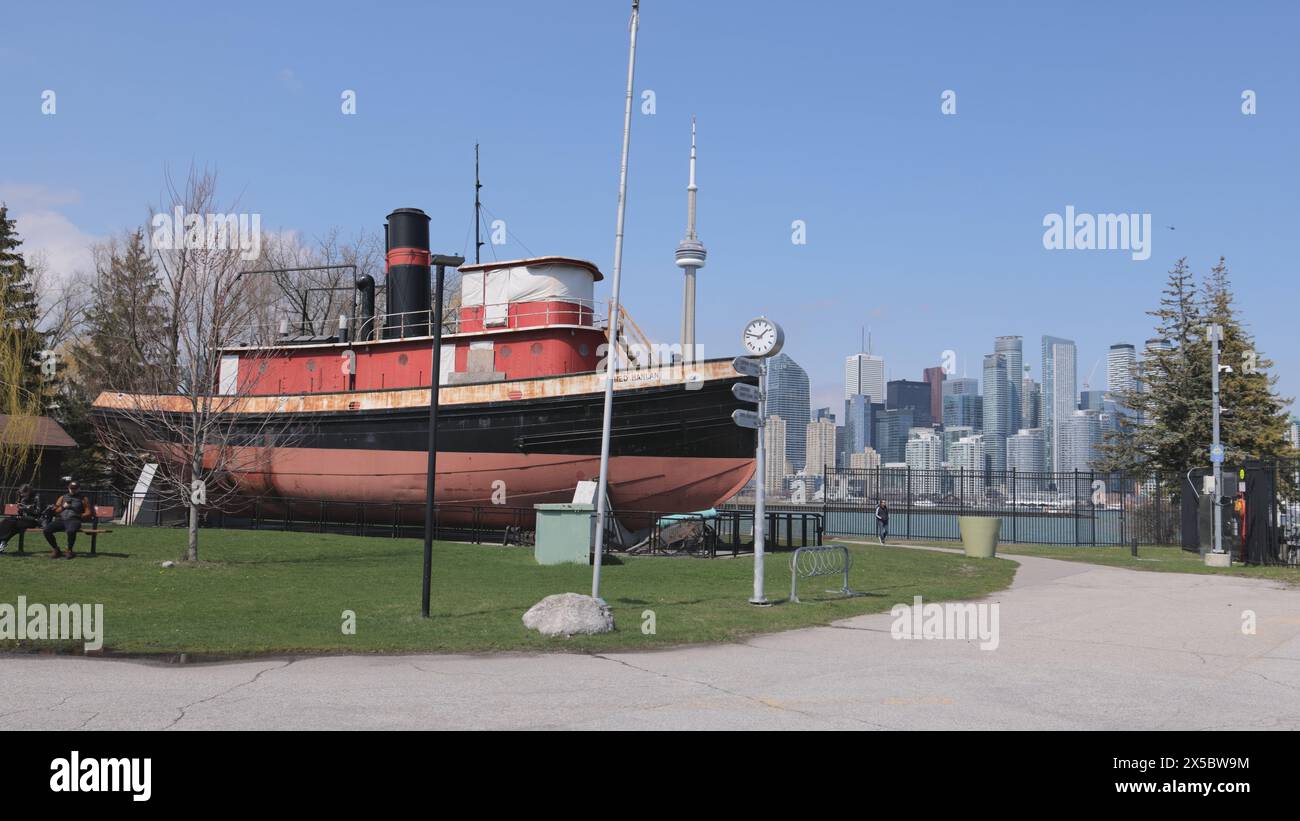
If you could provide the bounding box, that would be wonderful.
[533,503,595,565]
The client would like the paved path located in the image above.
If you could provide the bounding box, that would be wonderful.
[4,552,1298,730]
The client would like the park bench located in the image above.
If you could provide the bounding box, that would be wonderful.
[2,504,115,555]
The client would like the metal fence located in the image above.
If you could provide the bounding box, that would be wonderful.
[1,487,823,557]
[728,467,1186,547]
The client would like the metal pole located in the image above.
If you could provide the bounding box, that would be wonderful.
[592,0,640,600]
[1211,325,1224,555]
[422,263,450,618]
[751,358,768,604]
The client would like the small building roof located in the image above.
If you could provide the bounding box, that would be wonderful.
[0,414,78,449]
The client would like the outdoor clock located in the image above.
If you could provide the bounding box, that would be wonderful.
[741,316,784,358]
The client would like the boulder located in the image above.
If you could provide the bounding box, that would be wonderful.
[523,593,614,637]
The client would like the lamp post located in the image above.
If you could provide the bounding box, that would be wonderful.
[422,253,465,619]
[1210,323,1225,557]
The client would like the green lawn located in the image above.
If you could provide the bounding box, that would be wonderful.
[838,537,1300,584]
[0,527,1015,656]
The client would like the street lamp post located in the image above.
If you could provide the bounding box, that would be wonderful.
[1210,323,1224,557]
[422,253,465,619]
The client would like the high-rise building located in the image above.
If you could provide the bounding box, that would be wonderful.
[849,447,882,470]
[1288,417,1300,450]
[982,352,1010,472]
[942,394,982,431]
[1021,370,1041,430]
[905,429,943,494]
[845,352,886,403]
[995,336,1023,434]
[1058,409,1102,473]
[1042,335,1077,471]
[763,415,787,494]
[1108,343,1136,396]
[941,426,975,461]
[922,366,945,428]
[805,417,837,475]
[1007,428,1047,477]
[873,408,914,464]
[1079,389,1106,411]
[767,353,810,470]
[944,377,979,396]
[843,394,878,456]
[887,379,933,428]
[948,434,985,499]
[814,406,835,423]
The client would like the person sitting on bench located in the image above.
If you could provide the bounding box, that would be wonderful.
[45,481,93,559]
[0,484,42,554]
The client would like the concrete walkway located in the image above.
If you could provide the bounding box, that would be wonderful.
[4,551,1298,730]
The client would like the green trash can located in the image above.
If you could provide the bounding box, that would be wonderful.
[958,516,1000,558]
[533,503,595,565]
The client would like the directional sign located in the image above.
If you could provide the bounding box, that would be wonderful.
[731,356,762,378]
[731,382,763,404]
[1210,444,1225,464]
[732,409,760,429]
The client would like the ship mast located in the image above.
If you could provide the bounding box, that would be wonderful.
[474,143,483,264]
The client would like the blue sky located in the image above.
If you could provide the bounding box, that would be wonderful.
[3,0,1297,413]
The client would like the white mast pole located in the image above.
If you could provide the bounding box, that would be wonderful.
[592,0,640,599]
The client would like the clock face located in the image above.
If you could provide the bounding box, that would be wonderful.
[742,317,783,357]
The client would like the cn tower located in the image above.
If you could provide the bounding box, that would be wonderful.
[675,118,706,363]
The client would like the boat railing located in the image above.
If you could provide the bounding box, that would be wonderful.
[225,298,610,348]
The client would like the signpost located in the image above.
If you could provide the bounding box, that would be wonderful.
[733,319,783,605]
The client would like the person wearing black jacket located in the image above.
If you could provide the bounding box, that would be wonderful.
[44,481,93,559]
[0,485,42,554]
[875,499,889,545]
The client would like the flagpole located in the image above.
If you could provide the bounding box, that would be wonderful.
[592,0,640,599]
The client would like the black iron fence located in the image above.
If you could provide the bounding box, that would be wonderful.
[1,487,823,558]
[728,467,1187,547]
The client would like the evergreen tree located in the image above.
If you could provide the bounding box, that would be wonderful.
[79,228,169,394]
[0,204,45,408]
[1100,257,1295,477]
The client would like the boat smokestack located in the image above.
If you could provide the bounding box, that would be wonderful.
[384,207,432,338]
[355,274,376,341]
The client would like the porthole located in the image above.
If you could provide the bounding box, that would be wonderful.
[531,343,544,356]
[578,343,589,357]
[398,354,409,366]
[499,346,511,359]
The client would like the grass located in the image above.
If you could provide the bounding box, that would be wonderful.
[0,526,1015,656]
[837,536,1300,584]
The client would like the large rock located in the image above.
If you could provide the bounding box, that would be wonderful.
[523,593,615,637]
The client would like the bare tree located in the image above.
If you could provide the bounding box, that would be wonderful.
[93,167,302,561]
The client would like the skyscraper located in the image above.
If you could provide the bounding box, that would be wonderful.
[1042,335,1077,471]
[905,430,943,494]
[1058,409,1102,473]
[843,394,878,459]
[1022,370,1041,430]
[763,416,787,494]
[1007,428,1047,478]
[922,366,945,429]
[805,417,837,474]
[845,352,886,403]
[873,408,914,463]
[1107,343,1136,396]
[942,377,982,430]
[887,379,933,427]
[767,353,810,471]
[994,336,1023,434]
[982,352,1010,472]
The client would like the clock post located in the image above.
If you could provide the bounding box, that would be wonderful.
[735,316,784,605]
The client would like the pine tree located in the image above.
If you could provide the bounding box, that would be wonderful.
[79,228,169,394]
[1100,257,1295,477]
[1201,258,1294,465]
[0,204,45,407]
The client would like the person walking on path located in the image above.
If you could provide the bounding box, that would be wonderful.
[875,499,889,545]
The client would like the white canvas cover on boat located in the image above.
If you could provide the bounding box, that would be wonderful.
[461,263,595,326]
